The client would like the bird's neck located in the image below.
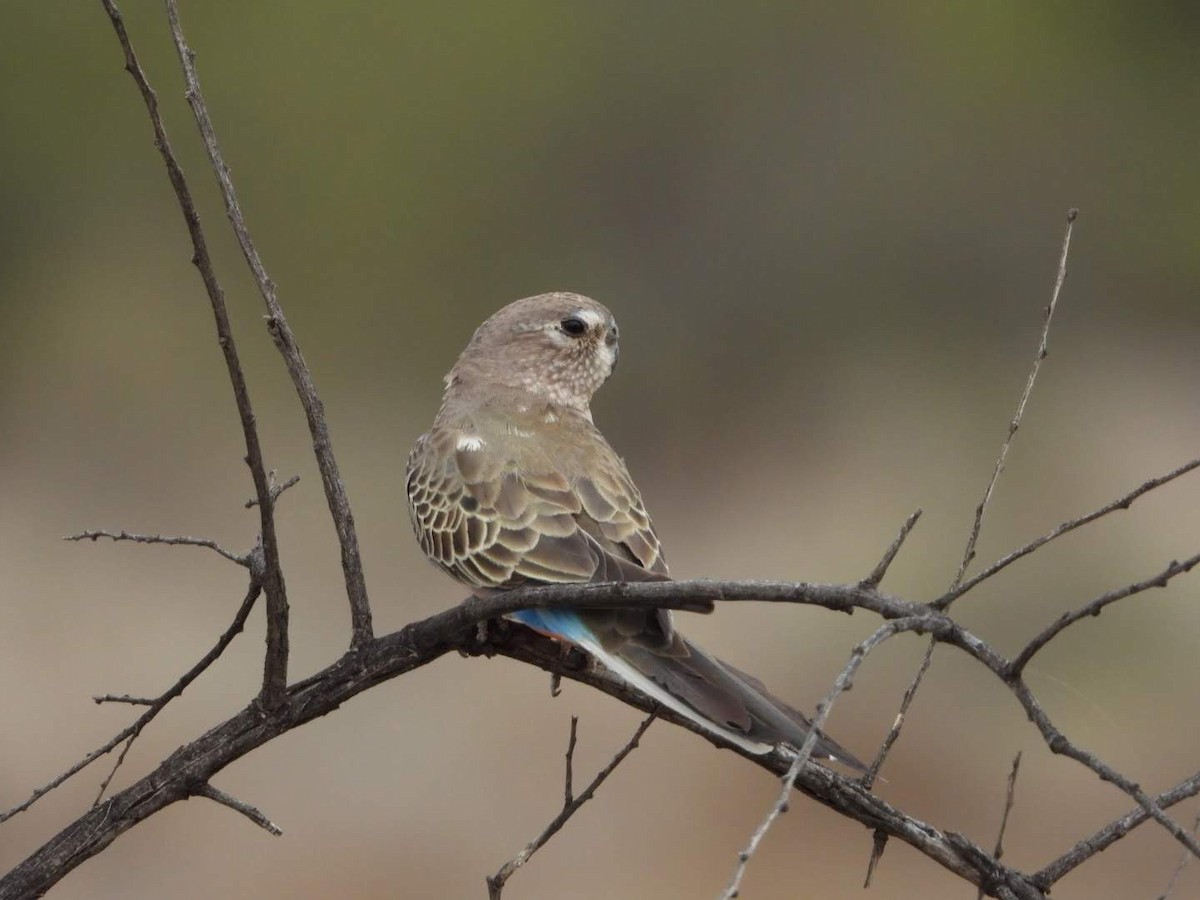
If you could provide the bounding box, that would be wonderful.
[441,362,595,422]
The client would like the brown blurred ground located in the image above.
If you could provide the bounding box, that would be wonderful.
[2,3,1200,898]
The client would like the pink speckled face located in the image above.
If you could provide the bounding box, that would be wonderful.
[451,292,619,415]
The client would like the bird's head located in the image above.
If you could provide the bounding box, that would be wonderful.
[445,292,620,415]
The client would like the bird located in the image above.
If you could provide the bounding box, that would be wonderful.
[405,291,864,768]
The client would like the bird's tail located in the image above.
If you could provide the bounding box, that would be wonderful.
[511,608,866,771]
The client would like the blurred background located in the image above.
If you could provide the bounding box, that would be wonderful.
[3,3,1199,898]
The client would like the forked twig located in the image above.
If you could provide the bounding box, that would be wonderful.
[163,0,372,649]
[1011,552,1200,675]
[867,210,1077,795]
[1036,771,1200,885]
[244,471,301,509]
[940,455,1200,608]
[0,583,261,822]
[486,713,656,899]
[722,617,926,899]
[950,209,1077,594]
[98,0,290,706]
[860,641,933,791]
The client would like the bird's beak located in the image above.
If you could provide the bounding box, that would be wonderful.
[605,330,619,372]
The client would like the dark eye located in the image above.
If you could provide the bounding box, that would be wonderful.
[560,316,588,337]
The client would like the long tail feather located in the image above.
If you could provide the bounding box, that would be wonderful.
[511,608,865,770]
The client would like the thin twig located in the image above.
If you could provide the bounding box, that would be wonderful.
[100,0,290,707]
[245,472,300,508]
[1156,812,1200,900]
[93,736,136,804]
[92,694,156,706]
[563,715,578,805]
[193,783,282,836]
[453,579,1200,864]
[939,455,1200,609]
[721,750,806,900]
[163,0,372,649]
[1036,771,1200,886]
[866,460,1200,788]
[864,211,1077,797]
[486,713,656,899]
[860,641,934,791]
[977,753,1023,900]
[1009,674,1200,862]
[65,529,246,566]
[2,584,1051,899]
[721,617,923,899]
[1010,552,1200,676]
[858,508,923,589]
[950,209,1077,593]
[0,583,261,822]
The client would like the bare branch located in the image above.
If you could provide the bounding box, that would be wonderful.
[1037,771,1200,886]
[193,783,282,837]
[244,471,301,509]
[483,579,1200,866]
[93,736,137,805]
[563,715,578,805]
[1010,552,1200,676]
[1,584,1045,899]
[940,455,1200,609]
[722,616,927,898]
[860,641,934,791]
[950,209,1077,593]
[858,508,923,589]
[486,713,655,899]
[0,583,260,824]
[720,750,806,900]
[1156,812,1200,900]
[162,0,372,649]
[92,695,156,706]
[977,753,1023,900]
[867,211,1076,795]
[1009,675,1200,862]
[98,0,290,706]
[65,528,247,566]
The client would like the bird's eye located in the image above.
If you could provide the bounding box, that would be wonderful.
[560,316,588,337]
